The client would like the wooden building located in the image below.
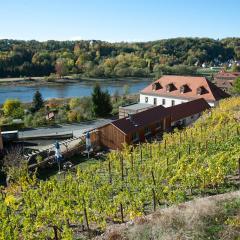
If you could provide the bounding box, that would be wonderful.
[94,98,210,150]
[97,105,171,150]
[0,129,3,151]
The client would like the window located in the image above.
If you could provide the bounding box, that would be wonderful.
[145,97,148,103]
[144,127,151,136]
[131,132,139,142]
[153,98,157,105]
[162,99,166,105]
[171,100,175,106]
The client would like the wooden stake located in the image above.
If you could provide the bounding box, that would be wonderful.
[238,158,240,181]
[152,188,156,211]
[108,160,112,184]
[151,170,156,185]
[83,198,90,231]
[121,155,124,181]
[130,153,134,170]
[188,145,190,155]
[140,144,143,164]
[120,203,124,223]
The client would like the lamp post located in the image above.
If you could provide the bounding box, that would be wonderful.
[55,141,62,174]
[86,131,91,159]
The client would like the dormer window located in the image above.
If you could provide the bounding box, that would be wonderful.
[180,84,190,94]
[166,83,176,92]
[197,86,207,95]
[152,82,162,91]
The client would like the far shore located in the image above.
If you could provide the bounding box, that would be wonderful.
[0,75,152,87]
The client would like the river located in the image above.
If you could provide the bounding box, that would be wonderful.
[0,78,152,104]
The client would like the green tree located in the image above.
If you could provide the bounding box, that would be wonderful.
[91,84,112,117]
[3,99,24,119]
[232,76,240,94]
[32,90,44,112]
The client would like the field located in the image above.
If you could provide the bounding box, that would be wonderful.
[0,97,240,239]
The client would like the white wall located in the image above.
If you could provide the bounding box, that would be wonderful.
[140,94,215,107]
[140,94,188,107]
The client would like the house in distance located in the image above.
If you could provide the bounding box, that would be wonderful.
[213,70,240,92]
[140,75,229,107]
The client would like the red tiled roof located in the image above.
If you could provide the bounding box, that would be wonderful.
[166,98,210,122]
[111,105,168,135]
[141,75,229,102]
[214,70,240,78]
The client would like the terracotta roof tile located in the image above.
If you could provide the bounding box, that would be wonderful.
[112,105,168,134]
[141,75,229,102]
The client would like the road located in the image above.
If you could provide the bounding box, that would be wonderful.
[19,118,113,139]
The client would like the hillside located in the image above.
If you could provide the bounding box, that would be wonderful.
[0,97,240,239]
[97,191,240,240]
[0,38,240,78]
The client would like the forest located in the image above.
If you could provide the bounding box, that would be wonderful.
[0,37,240,78]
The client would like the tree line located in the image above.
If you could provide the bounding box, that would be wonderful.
[0,38,240,78]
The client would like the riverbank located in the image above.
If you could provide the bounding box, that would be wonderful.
[0,75,153,87]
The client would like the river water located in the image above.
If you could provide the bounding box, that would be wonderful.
[0,78,151,104]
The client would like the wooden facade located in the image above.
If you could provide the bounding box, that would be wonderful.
[97,124,126,150]
[0,130,3,151]
[96,116,171,150]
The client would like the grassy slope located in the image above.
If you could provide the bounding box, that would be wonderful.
[98,191,240,240]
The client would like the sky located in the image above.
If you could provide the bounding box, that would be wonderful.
[0,0,240,42]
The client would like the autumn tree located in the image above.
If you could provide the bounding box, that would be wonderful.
[3,99,24,119]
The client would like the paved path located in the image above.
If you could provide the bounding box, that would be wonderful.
[19,118,113,139]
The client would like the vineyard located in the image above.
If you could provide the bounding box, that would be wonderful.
[0,97,240,239]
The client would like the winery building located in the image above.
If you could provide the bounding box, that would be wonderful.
[94,98,210,150]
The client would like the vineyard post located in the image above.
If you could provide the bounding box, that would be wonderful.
[188,145,191,155]
[53,226,58,240]
[83,198,90,231]
[178,151,181,160]
[179,132,182,144]
[150,145,152,159]
[120,203,124,223]
[238,158,240,181]
[198,142,201,151]
[108,160,112,184]
[151,170,156,185]
[152,188,156,211]
[205,140,208,151]
[121,155,124,181]
[140,144,143,164]
[164,139,167,151]
[131,153,134,170]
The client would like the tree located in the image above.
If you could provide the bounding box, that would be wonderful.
[3,99,24,119]
[32,90,44,112]
[232,76,240,94]
[91,84,112,117]
[55,58,68,78]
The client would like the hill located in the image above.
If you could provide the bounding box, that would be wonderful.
[97,191,240,240]
[0,96,239,239]
[0,38,240,78]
